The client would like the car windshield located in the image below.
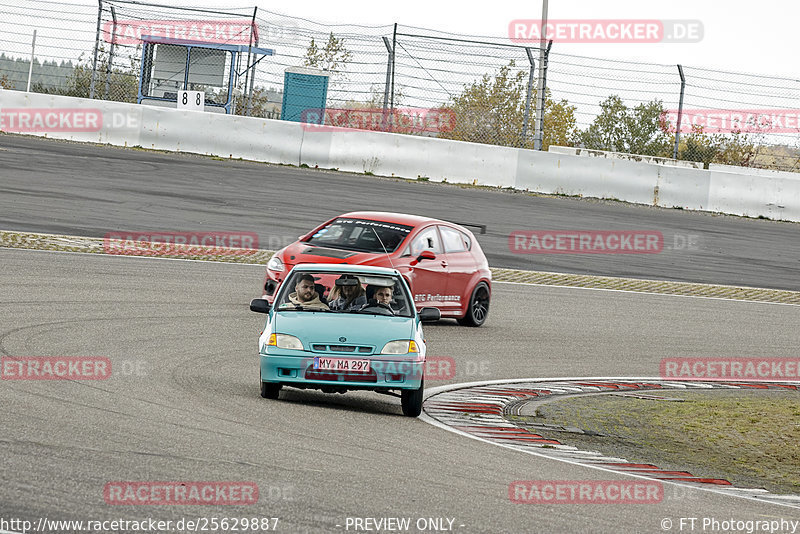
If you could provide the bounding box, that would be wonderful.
[276,271,413,317]
[304,218,413,253]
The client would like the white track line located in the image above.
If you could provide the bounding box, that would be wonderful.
[420,376,800,510]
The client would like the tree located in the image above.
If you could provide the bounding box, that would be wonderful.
[303,32,352,89]
[712,131,757,167]
[439,60,578,149]
[675,126,757,168]
[31,46,139,102]
[545,98,578,149]
[579,95,672,156]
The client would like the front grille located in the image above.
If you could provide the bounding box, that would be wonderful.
[311,344,373,354]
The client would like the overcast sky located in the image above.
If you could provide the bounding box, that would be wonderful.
[186,0,797,79]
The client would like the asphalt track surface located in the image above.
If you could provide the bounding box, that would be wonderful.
[3,248,800,533]
[2,136,800,533]
[1,134,799,291]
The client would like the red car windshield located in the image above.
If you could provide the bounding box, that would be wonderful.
[305,218,413,253]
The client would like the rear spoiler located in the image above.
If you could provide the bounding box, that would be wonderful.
[451,221,486,235]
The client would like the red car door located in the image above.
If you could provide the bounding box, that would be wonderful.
[395,225,450,309]
[438,225,477,314]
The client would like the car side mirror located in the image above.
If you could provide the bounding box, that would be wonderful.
[418,307,441,322]
[412,250,436,265]
[250,298,271,313]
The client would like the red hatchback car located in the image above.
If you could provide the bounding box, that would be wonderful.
[261,212,492,326]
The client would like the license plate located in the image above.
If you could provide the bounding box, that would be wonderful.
[313,357,371,372]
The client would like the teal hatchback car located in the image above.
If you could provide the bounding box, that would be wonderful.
[249,264,441,417]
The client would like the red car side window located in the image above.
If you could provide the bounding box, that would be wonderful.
[409,227,443,256]
[440,226,468,253]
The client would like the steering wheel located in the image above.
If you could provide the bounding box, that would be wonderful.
[360,303,394,315]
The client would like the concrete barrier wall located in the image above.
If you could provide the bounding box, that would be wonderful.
[0,91,304,166]
[655,164,711,211]
[305,129,520,187]
[709,163,800,180]
[549,145,704,169]
[708,170,800,220]
[1,90,798,222]
[516,149,659,205]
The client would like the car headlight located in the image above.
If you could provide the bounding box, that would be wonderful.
[267,333,304,350]
[380,340,419,354]
[267,255,284,272]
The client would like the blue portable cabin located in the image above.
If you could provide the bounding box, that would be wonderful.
[281,66,331,123]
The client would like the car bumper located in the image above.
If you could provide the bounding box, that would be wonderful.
[260,352,424,390]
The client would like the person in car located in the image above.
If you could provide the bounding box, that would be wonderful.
[283,274,329,310]
[373,286,394,307]
[363,285,397,315]
[328,274,367,312]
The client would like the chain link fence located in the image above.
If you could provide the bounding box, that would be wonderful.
[2,0,799,172]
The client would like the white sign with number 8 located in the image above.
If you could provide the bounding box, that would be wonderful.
[177,90,205,112]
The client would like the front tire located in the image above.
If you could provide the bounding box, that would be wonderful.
[401,379,424,417]
[261,381,281,399]
[457,281,490,327]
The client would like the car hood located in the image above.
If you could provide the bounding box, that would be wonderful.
[282,242,388,266]
[273,312,415,347]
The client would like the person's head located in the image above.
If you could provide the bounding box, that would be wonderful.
[341,284,357,297]
[334,274,364,303]
[294,274,317,302]
[374,286,393,305]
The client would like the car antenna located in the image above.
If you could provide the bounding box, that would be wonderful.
[371,227,396,270]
